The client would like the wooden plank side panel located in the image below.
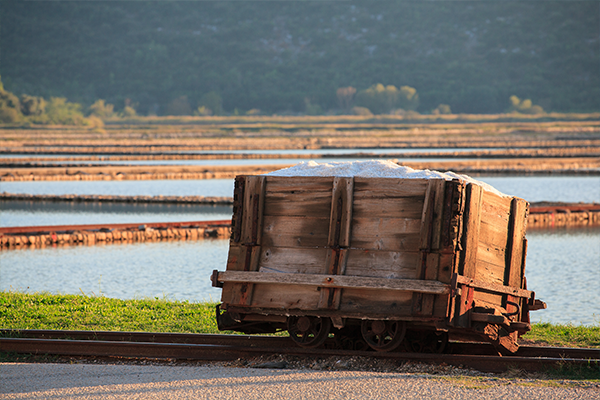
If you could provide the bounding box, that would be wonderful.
[339,288,414,316]
[353,197,424,219]
[350,217,421,251]
[476,240,506,275]
[328,177,354,248]
[258,247,329,275]
[430,179,447,251]
[473,290,504,309]
[241,175,266,245]
[506,198,528,287]
[344,249,419,279]
[261,215,330,248]
[265,176,334,193]
[474,259,506,286]
[353,178,429,199]
[250,283,321,310]
[460,184,483,278]
[263,191,332,218]
[504,198,529,316]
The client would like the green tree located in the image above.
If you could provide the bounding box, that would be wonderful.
[432,104,451,115]
[45,97,86,125]
[355,84,419,114]
[20,94,46,116]
[88,99,115,118]
[397,86,419,111]
[197,92,223,116]
[508,95,544,114]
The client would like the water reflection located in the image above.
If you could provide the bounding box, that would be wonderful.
[0,239,229,303]
[0,179,234,197]
[2,175,599,203]
[0,200,232,227]
[525,226,600,325]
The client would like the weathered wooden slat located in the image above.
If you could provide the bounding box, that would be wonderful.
[216,271,450,294]
[265,176,334,192]
[474,259,506,286]
[413,180,446,316]
[231,176,267,306]
[352,197,424,219]
[506,199,528,286]
[430,179,447,251]
[225,243,247,272]
[481,190,513,213]
[249,283,321,310]
[478,220,510,249]
[476,241,506,272]
[261,215,330,248]
[258,247,329,274]
[319,249,349,310]
[350,217,421,251]
[456,274,533,299]
[338,288,414,316]
[231,176,246,243]
[344,249,419,278]
[328,177,354,248]
[461,183,482,278]
[504,198,529,316]
[241,176,266,245]
[353,178,429,198]
[263,191,332,217]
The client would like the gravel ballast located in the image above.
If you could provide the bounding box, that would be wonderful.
[1,362,598,400]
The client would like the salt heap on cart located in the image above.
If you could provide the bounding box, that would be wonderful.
[212,160,545,354]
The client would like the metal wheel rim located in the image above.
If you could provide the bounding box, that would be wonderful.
[287,316,331,348]
[361,320,406,352]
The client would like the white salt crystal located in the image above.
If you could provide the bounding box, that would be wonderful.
[264,160,507,197]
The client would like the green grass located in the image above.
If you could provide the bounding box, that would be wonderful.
[524,322,600,349]
[1,291,599,350]
[0,291,220,334]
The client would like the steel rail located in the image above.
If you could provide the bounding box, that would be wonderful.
[1,330,598,374]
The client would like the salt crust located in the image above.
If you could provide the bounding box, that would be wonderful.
[264,160,507,197]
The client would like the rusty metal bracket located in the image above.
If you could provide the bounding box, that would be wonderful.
[211,270,223,288]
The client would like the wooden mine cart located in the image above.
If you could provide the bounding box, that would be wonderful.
[212,175,545,353]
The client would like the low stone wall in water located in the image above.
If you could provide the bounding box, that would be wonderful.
[0,225,231,250]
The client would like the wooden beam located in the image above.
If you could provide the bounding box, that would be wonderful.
[455,274,534,299]
[216,271,450,294]
[461,183,482,278]
[327,176,354,248]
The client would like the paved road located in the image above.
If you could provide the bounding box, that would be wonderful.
[1,363,599,400]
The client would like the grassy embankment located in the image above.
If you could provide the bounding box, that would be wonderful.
[1,291,599,349]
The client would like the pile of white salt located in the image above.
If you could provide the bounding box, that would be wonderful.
[264,160,506,197]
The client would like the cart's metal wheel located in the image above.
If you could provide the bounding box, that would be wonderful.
[361,320,406,352]
[405,330,448,353]
[334,328,370,351]
[287,316,331,348]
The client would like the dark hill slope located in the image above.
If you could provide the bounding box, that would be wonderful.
[1,1,598,114]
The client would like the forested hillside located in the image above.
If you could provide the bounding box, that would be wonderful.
[1,1,598,115]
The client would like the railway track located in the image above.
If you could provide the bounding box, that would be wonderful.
[1,330,598,374]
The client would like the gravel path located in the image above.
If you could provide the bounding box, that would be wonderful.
[1,362,599,400]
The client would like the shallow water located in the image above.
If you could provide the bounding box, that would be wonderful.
[0,179,234,197]
[524,227,600,325]
[0,201,232,227]
[1,175,599,203]
[1,228,598,325]
[0,239,229,303]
